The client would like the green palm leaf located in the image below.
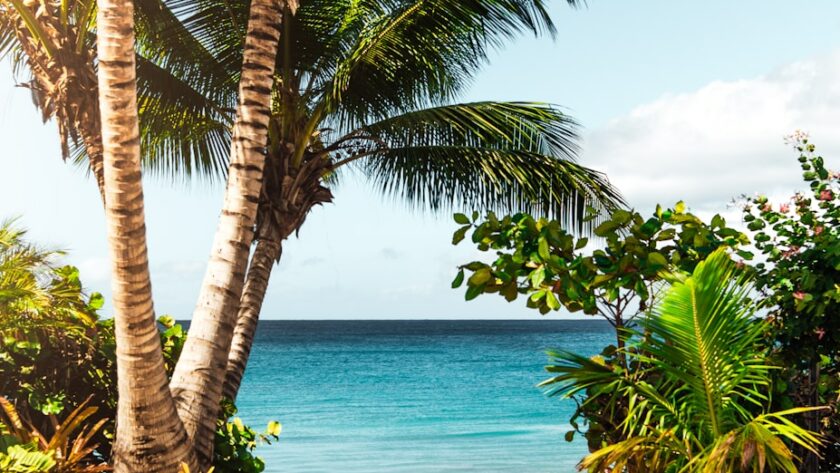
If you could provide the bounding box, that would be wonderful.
[343,102,622,223]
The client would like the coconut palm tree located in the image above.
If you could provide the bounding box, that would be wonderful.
[542,249,823,472]
[95,0,198,471]
[166,1,288,467]
[1,0,280,465]
[5,1,625,465]
[156,0,623,423]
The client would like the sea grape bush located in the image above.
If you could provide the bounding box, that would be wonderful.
[451,203,749,341]
[214,399,281,473]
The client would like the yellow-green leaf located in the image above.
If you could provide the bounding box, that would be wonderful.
[267,421,282,436]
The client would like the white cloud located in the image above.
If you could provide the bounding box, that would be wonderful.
[584,50,840,214]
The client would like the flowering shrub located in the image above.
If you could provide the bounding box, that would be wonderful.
[741,133,839,471]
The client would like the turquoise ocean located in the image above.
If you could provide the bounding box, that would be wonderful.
[235,320,613,472]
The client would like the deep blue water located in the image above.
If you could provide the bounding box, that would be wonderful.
[235,320,613,472]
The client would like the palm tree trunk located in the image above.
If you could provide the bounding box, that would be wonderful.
[168,1,284,467]
[220,155,333,403]
[222,238,282,401]
[96,0,197,471]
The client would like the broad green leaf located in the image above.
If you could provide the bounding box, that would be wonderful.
[594,221,618,237]
[452,226,469,245]
[546,290,561,310]
[538,238,551,261]
[454,213,470,225]
[647,252,668,267]
[266,421,282,437]
[451,270,465,288]
[468,268,492,286]
[465,285,483,301]
[88,292,104,310]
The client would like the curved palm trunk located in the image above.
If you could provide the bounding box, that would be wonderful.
[168,1,285,467]
[222,156,333,402]
[222,238,282,401]
[96,1,197,471]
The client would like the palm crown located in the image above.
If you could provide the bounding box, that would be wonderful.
[1,0,623,226]
[148,0,624,229]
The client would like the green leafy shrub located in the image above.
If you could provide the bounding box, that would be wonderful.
[451,204,750,451]
[544,250,822,472]
[0,220,280,470]
[0,220,116,456]
[741,133,840,471]
[213,399,281,473]
[451,135,838,471]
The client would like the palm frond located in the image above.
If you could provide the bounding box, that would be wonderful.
[319,0,572,127]
[642,249,770,437]
[341,102,622,225]
[573,249,825,472]
[135,54,233,181]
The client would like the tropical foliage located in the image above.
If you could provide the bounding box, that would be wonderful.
[0,396,110,472]
[452,139,839,471]
[2,1,624,465]
[741,133,840,471]
[0,220,115,449]
[450,204,749,349]
[0,219,278,470]
[213,399,280,473]
[543,250,822,472]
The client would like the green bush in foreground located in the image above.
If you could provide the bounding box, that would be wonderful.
[545,250,822,472]
[0,220,279,471]
[741,134,839,471]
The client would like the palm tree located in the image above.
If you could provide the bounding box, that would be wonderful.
[542,249,823,472]
[4,1,625,465]
[95,0,197,470]
[155,0,623,417]
[166,0,287,467]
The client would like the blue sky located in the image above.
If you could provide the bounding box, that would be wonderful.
[2,0,840,319]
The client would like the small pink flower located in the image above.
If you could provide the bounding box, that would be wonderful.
[761,203,772,213]
[782,246,801,258]
[815,226,824,235]
[816,327,826,341]
[820,190,833,201]
[793,291,806,301]
[779,203,790,213]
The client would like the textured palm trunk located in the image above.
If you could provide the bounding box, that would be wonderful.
[168,1,286,467]
[222,154,333,402]
[96,0,197,471]
[221,237,282,401]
